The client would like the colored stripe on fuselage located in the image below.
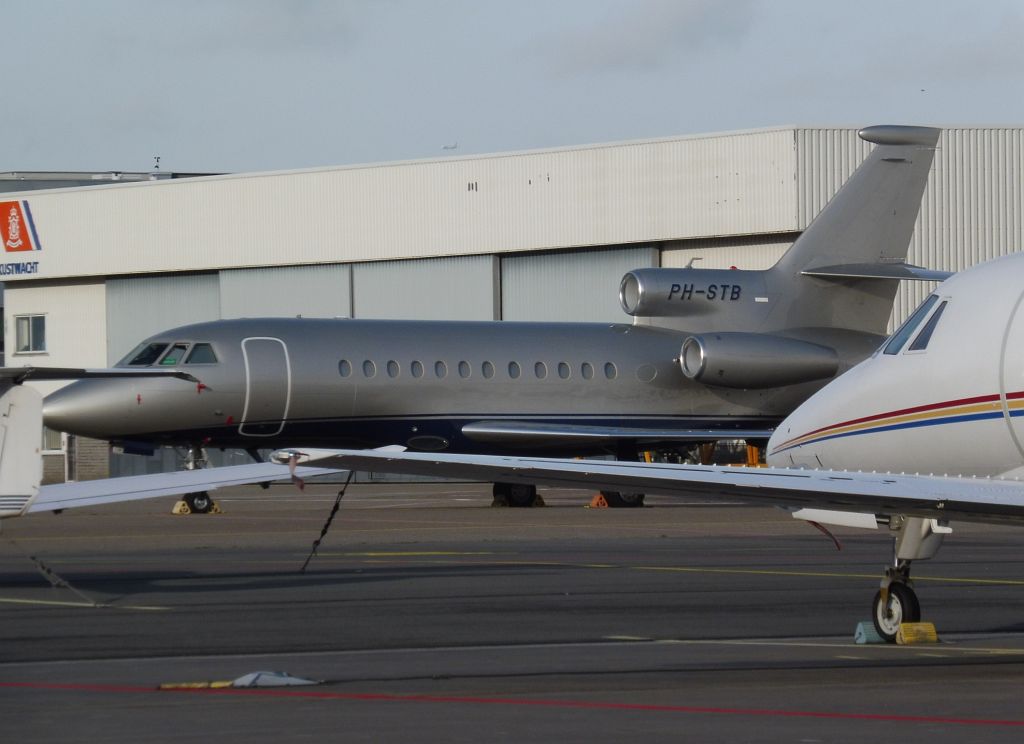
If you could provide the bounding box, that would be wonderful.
[772,392,1024,454]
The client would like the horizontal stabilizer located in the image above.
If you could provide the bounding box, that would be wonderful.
[801,263,953,283]
[461,421,772,447]
[0,366,199,384]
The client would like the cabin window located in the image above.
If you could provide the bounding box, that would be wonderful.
[338,359,352,377]
[159,343,189,366]
[604,362,618,380]
[14,314,46,353]
[581,362,594,380]
[362,360,376,377]
[534,362,547,379]
[908,301,948,352]
[123,342,169,366]
[458,361,471,378]
[508,361,521,379]
[386,360,400,378]
[185,343,218,364]
[884,294,939,355]
[482,361,495,379]
[411,360,424,378]
[558,362,570,379]
[434,360,447,378]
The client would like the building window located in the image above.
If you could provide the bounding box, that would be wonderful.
[15,314,45,353]
[42,426,62,452]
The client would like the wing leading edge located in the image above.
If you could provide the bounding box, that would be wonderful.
[25,463,345,515]
[273,448,1024,527]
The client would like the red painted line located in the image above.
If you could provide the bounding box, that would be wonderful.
[777,390,1016,449]
[2,681,1023,727]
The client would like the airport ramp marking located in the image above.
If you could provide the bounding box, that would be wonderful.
[2,681,1024,728]
[0,597,169,611]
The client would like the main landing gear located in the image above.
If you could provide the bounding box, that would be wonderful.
[177,445,219,515]
[871,516,951,642]
[492,482,542,507]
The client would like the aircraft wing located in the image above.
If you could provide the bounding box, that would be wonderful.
[0,366,199,383]
[273,448,1024,527]
[461,421,772,447]
[22,463,344,516]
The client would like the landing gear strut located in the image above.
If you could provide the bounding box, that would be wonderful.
[179,444,218,515]
[870,516,950,642]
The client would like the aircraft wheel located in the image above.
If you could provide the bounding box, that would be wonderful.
[872,582,920,642]
[185,491,213,514]
[507,484,538,508]
[600,490,646,508]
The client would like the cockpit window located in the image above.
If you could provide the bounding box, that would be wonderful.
[883,294,939,355]
[159,343,189,366]
[184,343,218,364]
[908,301,947,352]
[123,342,170,366]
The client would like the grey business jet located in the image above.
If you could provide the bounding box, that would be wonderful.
[41,126,944,508]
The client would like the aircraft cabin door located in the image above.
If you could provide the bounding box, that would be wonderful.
[1000,288,1024,464]
[239,337,291,437]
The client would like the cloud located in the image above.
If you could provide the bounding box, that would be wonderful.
[537,0,758,76]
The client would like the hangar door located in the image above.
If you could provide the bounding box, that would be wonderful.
[501,246,657,322]
[106,274,221,365]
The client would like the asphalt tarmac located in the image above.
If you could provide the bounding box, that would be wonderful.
[3,483,1024,743]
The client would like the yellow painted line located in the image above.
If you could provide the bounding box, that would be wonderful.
[634,564,1024,587]
[604,635,652,641]
[834,655,864,660]
[0,597,169,611]
[653,637,1024,656]
[318,551,494,557]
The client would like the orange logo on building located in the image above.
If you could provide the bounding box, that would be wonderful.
[1,200,41,252]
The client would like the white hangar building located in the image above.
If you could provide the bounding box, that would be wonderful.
[1,125,1021,480]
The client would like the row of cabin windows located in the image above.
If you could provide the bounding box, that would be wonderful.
[339,359,619,381]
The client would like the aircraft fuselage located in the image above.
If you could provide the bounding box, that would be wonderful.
[43,317,881,455]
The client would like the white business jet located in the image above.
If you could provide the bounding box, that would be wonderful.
[270,251,1024,641]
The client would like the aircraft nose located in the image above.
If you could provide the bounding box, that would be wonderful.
[43,381,119,438]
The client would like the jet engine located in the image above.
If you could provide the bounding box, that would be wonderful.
[679,332,838,389]
[619,268,768,318]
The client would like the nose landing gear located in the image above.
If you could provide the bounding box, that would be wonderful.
[871,516,950,642]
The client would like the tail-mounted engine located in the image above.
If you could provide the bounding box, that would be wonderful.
[680,332,838,389]
[620,268,768,319]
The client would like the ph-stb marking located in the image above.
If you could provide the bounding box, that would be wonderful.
[667,283,742,301]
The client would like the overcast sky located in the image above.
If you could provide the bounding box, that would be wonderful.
[2,0,1021,173]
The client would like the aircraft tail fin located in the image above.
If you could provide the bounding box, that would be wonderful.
[0,382,43,521]
[766,125,940,335]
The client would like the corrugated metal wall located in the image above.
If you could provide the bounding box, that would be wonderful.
[661,235,795,270]
[352,255,498,320]
[795,128,1024,328]
[105,274,220,364]
[500,246,658,322]
[9,129,798,281]
[220,264,351,319]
